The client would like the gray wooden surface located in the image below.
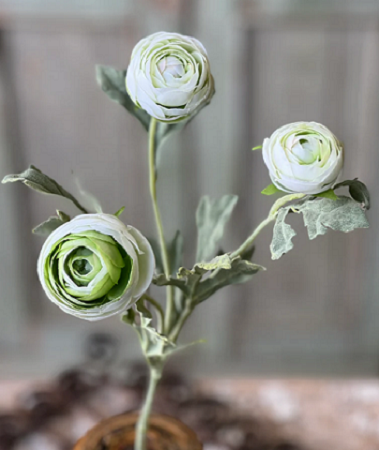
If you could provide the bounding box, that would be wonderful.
[0,1,379,377]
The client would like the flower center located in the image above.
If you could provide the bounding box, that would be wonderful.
[73,256,92,275]
[158,56,184,78]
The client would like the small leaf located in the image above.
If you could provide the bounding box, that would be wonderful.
[196,195,238,262]
[313,189,338,200]
[334,179,370,210]
[261,184,281,196]
[57,210,70,222]
[114,206,125,217]
[32,216,65,237]
[96,66,150,130]
[296,196,369,240]
[270,207,297,260]
[2,165,88,213]
[194,257,265,304]
[252,145,262,151]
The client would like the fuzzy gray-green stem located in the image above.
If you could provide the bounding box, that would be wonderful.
[148,118,175,333]
[134,366,162,450]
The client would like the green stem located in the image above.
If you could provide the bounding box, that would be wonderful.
[148,118,175,333]
[169,301,194,343]
[134,366,162,450]
[231,193,306,258]
[142,294,164,333]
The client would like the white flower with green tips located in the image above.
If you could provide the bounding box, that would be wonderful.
[262,122,344,195]
[37,214,155,321]
[126,31,214,122]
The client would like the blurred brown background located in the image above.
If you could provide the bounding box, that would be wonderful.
[0,0,378,379]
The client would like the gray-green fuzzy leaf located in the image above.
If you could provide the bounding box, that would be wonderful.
[196,195,238,263]
[96,65,150,131]
[296,196,369,240]
[32,216,66,237]
[270,207,296,260]
[194,257,265,304]
[153,255,233,297]
[2,166,88,213]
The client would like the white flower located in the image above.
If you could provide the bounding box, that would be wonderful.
[126,31,214,122]
[262,122,344,194]
[37,214,155,321]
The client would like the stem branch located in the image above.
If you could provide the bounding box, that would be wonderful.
[232,193,306,258]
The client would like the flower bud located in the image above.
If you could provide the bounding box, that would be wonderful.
[126,31,214,122]
[262,122,344,194]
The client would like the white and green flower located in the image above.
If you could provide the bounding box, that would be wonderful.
[262,122,344,194]
[126,31,214,122]
[37,214,155,321]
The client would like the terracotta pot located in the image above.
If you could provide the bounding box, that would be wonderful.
[73,412,203,450]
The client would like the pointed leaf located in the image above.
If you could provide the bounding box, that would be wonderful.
[57,210,71,222]
[96,65,150,130]
[196,195,238,262]
[313,189,338,200]
[2,166,88,213]
[32,216,66,237]
[114,206,125,217]
[261,184,281,196]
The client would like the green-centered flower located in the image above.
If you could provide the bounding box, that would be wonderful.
[37,213,155,321]
[262,122,344,194]
[126,31,214,122]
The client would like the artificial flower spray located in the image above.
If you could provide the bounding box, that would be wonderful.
[2,31,370,450]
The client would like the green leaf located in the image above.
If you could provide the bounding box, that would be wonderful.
[334,179,370,210]
[296,196,369,240]
[96,65,150,131]
[270,207,297,260]
[57,210,71,222]
[2,165,88,213]
[313,189,338,200]
[261,184,281,196]
[114,206,125,217]
[32,216,66,237]
[252,145,262,151]
[194,257,265,304]
[196,195,238,262]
